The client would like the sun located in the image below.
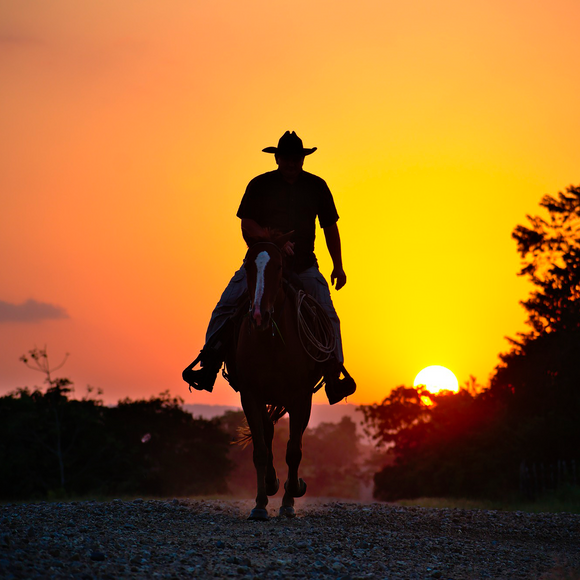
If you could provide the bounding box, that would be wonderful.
[413,365,459,394]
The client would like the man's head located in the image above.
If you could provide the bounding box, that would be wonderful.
[263,131,316,184]
[274,154,304,183]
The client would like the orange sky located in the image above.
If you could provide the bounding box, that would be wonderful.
[1,0,579,406]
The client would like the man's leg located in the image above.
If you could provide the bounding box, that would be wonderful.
[297,266,355,404]
[297,266,343,362]
[183,266,247,392]
[205,266,247,343]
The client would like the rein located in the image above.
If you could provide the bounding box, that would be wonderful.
[246,241,288,340]
[245,242,335,363]
[272,319,286,345]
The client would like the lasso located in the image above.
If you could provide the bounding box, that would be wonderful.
[296,290,336,362]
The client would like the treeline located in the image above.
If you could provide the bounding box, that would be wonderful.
[0,383,231,501]
[220,411,370,499]
[360,185,580,501]
[0,349,371,501]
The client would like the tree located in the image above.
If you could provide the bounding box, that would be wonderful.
[511,184,580,338]
[302,416,362,498]
[105,391,233,497]
[20,348,73,489]
[0,349,233,500]
[492,184,580,462]
[223,411,365,498]
[359,386,430,451]
[362,185,580,501]
[360,386,512,500]
[0,348,105,499]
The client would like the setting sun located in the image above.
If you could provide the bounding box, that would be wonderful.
[414,366,460,394]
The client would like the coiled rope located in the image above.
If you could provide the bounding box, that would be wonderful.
[296,290,336,362]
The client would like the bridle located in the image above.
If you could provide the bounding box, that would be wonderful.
[244,241,284,262]
[245,242,285,334]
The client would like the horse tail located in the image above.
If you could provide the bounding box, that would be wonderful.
[234,425,253,448]
[267,404,287,424]
[234,404,288,447]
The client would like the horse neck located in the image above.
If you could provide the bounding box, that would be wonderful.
[274,282,288,315]
[252,283,293,342]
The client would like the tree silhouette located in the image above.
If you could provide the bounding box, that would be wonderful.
[359,386,430,450]
[511,184,580,338]
[301,416,362,498]
[105,391,232,497]
[222,410,364,498]
[363,185,580,500]
[0,349,233,500]
[360,386,511,500]
[0,349,105,498]
[492,184,580,462]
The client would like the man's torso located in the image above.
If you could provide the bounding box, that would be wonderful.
[237,170,339,272]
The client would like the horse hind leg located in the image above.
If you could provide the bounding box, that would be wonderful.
[241,396,270,521]
[280,403,311,518]
[263,406,280,497]
[280,446,307,518]
[266,474,280,496]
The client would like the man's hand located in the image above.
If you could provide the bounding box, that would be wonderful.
[331,266,347,290]
[324,224,347,290]
[282,241,295,256]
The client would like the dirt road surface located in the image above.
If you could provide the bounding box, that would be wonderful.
[1,498,579,579]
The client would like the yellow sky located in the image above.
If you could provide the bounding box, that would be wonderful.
[1,0,579,406]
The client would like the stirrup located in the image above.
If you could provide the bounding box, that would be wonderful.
[324,364,356,405]
[182,350,221,393]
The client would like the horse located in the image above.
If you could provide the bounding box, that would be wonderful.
[233,232,325,520]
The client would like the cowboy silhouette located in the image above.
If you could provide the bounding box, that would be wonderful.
[183,131,356,404]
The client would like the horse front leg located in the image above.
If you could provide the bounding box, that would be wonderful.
[281,399,312,518]
[262,406,280,497]
[241,395,269,520]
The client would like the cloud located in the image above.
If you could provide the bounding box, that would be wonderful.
[0,299,69,323]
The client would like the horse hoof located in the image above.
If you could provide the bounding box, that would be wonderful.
[266,478,280,496]
[295,478,307,498]
[248,508,269,521]
[279,505,296,518]
[284,478,307,498]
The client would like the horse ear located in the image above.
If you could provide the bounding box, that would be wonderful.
[274,231,295,248]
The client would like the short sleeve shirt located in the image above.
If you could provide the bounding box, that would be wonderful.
[237,170,339,273]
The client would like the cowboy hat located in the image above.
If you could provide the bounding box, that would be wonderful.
[262,131,317,156]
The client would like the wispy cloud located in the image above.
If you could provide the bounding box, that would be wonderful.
[0,299,69,323]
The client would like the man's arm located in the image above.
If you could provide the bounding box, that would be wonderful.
[241,218,267,244]
[323,222,347,290]
[241,218,295,256]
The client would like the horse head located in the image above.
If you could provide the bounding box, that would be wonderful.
[245,231,293,330]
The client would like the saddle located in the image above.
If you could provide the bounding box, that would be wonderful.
[216,272,336,391]
[183,277,355,403]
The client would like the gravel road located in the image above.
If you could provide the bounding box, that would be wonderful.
[1,498,579,579]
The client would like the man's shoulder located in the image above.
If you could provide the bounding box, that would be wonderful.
[300,171,331,192]
[302,171,326,186]
[247,170,279,187]
[244,169,331,195]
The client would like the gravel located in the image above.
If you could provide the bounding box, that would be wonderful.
[1,498,579,579]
